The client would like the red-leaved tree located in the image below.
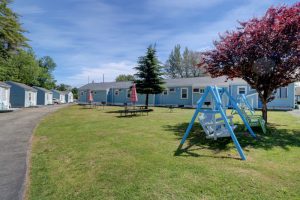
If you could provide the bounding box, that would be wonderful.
[201,3,300,123]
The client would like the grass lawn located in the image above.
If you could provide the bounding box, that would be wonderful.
[28,105,300,200]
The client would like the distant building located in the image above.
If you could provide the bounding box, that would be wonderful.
[64,91,74,103]
[33,86,53,105]
[6,81,37,108]
[0,82,11,110]
[78,76,296,110]
[51,89,66,103]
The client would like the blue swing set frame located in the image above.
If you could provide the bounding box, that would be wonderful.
[177,86,256,160]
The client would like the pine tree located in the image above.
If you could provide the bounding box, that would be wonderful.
[134,45,165,108]
[165,44,183,78]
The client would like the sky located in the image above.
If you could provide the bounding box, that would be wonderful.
[12,0,298,87]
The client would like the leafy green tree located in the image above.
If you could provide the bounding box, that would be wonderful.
[134,45,164,108]
[0,0,28,57]
[56,83,70,91]
[38,56,57,89]
[71,87,78,99]
[7,49,40,86]
[115,74,135,82]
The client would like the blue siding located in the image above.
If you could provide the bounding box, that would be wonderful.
[93,90,107,102]
[78,82,297,110]
[36,89,46,105]
[110,88,154,105]
[7,83,25,107]
[155,86,193,106]
[265,83,295,109]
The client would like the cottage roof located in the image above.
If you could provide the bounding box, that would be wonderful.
[33,86,52,93]
[79,76,246,91]
[0,81,11,88]
[51,89,65,95]
[6,81,37,92]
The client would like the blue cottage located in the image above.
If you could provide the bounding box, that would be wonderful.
[6,81,37,108]
[33,86,53,105]
[51,89,66,103]
[64,91,74,103]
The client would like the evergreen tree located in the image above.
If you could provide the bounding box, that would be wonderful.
[182,47,190,78]
[134,45,164,108]
[164,45,206,78]
[165,44,182,78]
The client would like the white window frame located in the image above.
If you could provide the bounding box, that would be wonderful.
[114,89,119,96]
[169,88,175,93]
[181,88,188,99]
[277,87,288,99]
[237,86,247,95]
[163,90,168,95]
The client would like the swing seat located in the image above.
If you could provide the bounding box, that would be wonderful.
[198,113,236,140]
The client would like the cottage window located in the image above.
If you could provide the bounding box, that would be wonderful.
[238,86,246,95]
[200,88,205,94]
[114,89,119,96]
[278,87,288,98]
[169,88,175,92]
[80,91,83,96]
[29,92,32,101]
[181,88,188,99]
[193,88,200,93]
[163,90,168,95]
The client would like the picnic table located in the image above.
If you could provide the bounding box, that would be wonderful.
[120,106,152,116]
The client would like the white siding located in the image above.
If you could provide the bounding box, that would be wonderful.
[0,87,10,109]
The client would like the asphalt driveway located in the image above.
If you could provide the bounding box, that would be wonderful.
[0,104,69,200]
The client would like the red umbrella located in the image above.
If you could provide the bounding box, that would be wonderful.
[130,84,138,104]
[87,90,93,103]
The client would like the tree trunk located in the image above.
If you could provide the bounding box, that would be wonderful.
[145,93,149,109]
[262,100,268,123]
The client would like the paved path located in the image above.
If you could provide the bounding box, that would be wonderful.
[0,104,69,200]
[288,109,300,118]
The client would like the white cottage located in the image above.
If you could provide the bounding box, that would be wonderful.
[0,82,11,110]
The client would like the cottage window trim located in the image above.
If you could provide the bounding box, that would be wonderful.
[181,88,188,99]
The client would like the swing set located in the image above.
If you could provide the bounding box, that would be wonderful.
[177,86,257,160]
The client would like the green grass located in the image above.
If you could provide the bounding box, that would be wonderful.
[28,106,300,200]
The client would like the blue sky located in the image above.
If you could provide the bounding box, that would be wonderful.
[12,0,297,87]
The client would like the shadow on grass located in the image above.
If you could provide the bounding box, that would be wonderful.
[164,122,300,158]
